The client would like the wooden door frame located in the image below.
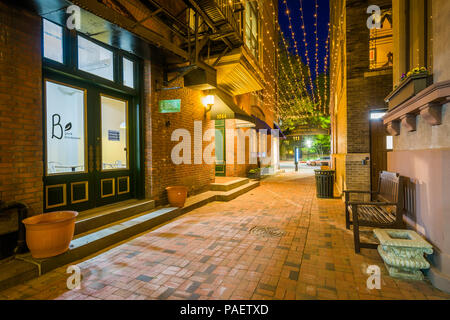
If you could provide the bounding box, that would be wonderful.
[42,70,143,212]
[40,18,146,212]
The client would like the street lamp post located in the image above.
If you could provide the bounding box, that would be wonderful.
[294,147,300,172]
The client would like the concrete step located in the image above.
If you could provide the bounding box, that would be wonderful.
[17,206,181,274]
[0,259,38,291]
[6,182,260,289]
[210,177,249,191]
[216,180,260,201]
[75,199,155,235]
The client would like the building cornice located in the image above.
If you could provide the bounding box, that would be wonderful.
[383,80,450,135]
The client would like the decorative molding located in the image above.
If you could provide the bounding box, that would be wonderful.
[383,80,450,124]
[386,121,400,136]
[401,114,417,132]
[420,103,442,126]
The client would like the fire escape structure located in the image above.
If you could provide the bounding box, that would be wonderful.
[17,0,265,95]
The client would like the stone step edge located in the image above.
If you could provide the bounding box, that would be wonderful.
[0,260,39,292]
[215,180,260,201]
[210,178,249,191]
[75,199,156,235]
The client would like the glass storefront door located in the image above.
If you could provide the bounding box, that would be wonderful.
[215,120,226,176]
[44,78,135,211]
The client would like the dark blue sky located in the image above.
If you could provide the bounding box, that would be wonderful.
[278,0,330,79]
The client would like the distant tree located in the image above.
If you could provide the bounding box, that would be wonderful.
[310,135,331,157]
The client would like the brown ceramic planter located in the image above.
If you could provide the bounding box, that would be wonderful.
[166,186,188,207]
[22,211,78,259]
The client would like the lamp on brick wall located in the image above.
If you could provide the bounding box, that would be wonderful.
[202,95,214,112]
[202,94,214,119]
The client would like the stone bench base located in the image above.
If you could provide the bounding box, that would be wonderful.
[374,229,433,281]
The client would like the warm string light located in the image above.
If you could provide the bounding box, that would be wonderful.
[282,0,316,106]
[277,14,315,119]
[296,0,317,105]
[277,34,311,115]
[268,0,317,114]
[268,0,309,106]
[329,7,344,116]
[242,1,294,115]
[229,0,330,121]
[313,0,322,109]
[322,22,330,115]
[252,0,311,117]
[252,22,300,114]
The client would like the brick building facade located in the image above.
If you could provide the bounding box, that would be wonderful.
[0,0,278,215]
[144,59,215,205]
[0,3,44,216]
[329,0,393,197]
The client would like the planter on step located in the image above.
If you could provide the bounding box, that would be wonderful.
[166,186,188,207]
[22,211,78,259]
[247,171,261,180]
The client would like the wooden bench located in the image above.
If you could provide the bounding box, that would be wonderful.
[344,171,406,253]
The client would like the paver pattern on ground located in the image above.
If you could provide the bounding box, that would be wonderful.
[1,172,449,300]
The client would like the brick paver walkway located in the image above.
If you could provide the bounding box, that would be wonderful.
[1,172,449,300]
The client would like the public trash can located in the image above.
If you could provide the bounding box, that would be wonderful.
[314,170,335,199]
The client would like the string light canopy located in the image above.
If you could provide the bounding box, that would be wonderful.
[212,0,330,123]
[275,0,330,123]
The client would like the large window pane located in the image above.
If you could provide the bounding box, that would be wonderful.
[46,81,85,174]
[215,128,224,164]
[123,57,134,88]
[43,19,63,63]
[101,96,128,170]
[245,2,259,60]
[78,36,114,81]
[369,9,393,70]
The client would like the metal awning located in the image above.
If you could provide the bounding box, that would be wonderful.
[210,89,255,124]
[252,116,272,133]
[273,122,287,140]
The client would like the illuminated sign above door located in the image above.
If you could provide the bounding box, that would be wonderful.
[159,99,181,113]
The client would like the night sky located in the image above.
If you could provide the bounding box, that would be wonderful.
[278,0,330,79]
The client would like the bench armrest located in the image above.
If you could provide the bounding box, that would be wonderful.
[348,202,397,206]
[344,190,379,204]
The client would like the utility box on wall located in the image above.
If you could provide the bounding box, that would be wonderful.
[184,67,217,90]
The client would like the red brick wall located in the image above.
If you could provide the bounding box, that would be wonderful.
[224,120,257,178]
[143,57,215,205]
[0,3,43,215]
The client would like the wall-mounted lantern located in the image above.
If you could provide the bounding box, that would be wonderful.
[202,94,215,119]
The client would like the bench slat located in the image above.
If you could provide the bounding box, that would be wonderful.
[348,205,396,224]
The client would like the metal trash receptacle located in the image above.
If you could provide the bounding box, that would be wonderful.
[314,169,335,199]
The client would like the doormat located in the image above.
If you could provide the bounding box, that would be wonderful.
[249,226,285,238]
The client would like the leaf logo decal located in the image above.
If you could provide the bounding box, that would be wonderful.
[65,122,72,131]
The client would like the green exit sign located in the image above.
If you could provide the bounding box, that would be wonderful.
[159,99,181,113]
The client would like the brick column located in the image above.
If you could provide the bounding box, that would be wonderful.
[0,3,43,215]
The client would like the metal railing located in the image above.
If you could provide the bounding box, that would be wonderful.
[214,0,243,38]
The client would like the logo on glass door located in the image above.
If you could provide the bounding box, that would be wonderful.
[51,114,76,140]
